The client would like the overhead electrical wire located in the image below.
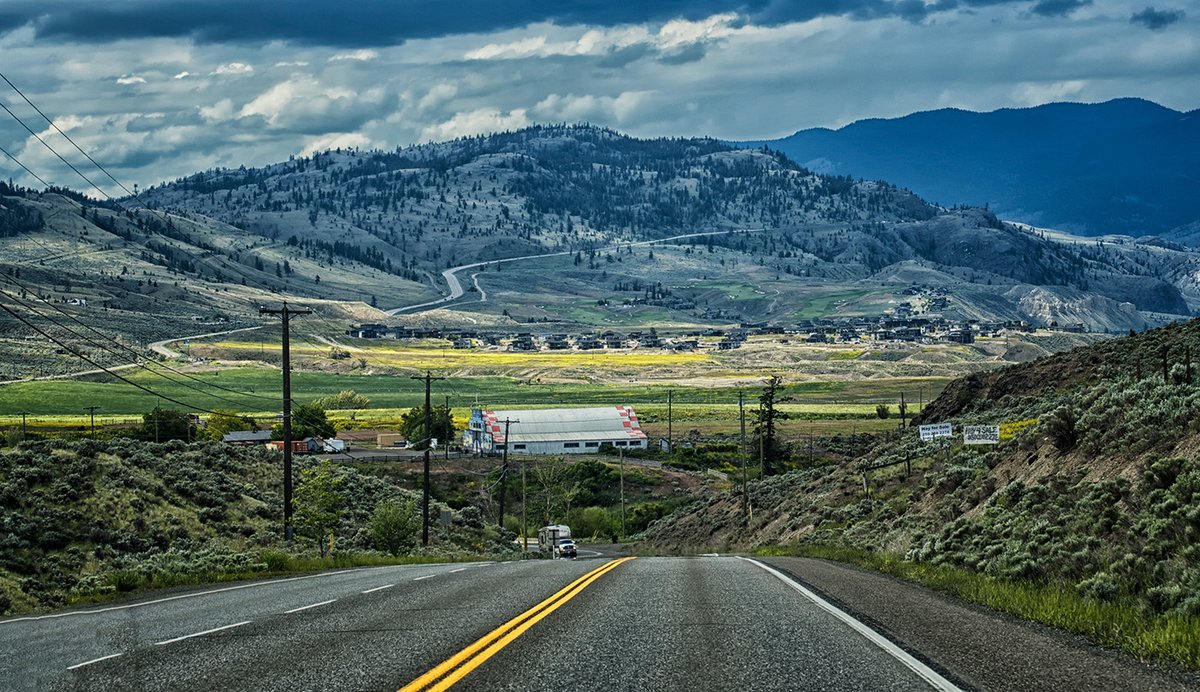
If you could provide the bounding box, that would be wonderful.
[0,270,278,401]
[0,301,233,416]
[0,286,278,409]
[0,141,53,188]
[0,99,113,202]
[0,71,143,203]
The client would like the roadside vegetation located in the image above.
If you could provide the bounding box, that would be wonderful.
[0,438,516,616]
[645,319,1200,669]
[758,545,1200,668]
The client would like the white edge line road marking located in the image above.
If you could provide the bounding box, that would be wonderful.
[1,569,364,624]
[284,599,337,614]
[154,621,251,646]
[362,584,395,594]
[66,653,123,670]
[450,568,467,573]
[738,557,963,692]
[413,575,436,581]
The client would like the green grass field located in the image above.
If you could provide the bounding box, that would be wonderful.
[0,367,944,439]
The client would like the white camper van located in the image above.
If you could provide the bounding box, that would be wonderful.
[538,524,573,557]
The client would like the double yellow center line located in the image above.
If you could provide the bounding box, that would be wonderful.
[400,557,635,692]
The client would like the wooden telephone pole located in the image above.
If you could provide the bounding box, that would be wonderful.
[497,418,518,529]
[260,302,312,541]
[410,370,444,546]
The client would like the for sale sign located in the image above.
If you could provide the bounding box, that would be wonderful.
[919,423,953,441]
[963,425,1000,445]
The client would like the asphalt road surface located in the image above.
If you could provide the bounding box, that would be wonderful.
[2,556,1194,691]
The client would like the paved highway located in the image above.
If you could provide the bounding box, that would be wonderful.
[2,556,1194,691]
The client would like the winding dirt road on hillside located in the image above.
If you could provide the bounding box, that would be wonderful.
[148,326,263,358]
[386,228,763,315]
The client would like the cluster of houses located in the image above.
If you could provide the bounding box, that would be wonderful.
[345,315,1078,352]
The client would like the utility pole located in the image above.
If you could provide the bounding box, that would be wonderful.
[444,395,451,461]
[410,370,444,546]
[521,456,528,554]
[498,418,518,529]
[759,429,765,477]
[261,301,312,542]
[18,411,28,437]
[667,389,673,454]
[739,391,747,522]
[620,446,626,539]
[85,406,100,438]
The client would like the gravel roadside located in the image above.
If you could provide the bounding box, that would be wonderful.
[765,556,1200,692]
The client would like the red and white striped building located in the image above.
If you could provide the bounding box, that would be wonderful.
[464,406,647,455]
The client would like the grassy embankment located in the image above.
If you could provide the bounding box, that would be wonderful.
[759,545,1200,669]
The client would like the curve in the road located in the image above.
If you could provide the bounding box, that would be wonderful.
[387,228,763,315]
[149,325,262,359]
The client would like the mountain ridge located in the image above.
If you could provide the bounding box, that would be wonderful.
[738,98,1200,238]
[3,122,1198,380]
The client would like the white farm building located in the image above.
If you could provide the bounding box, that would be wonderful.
[464,406,648,455]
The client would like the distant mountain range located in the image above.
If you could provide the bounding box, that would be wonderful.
[739,98,1200,240]
[4,123,1199,364]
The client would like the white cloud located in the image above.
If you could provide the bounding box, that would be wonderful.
[1012,80,1088,105]
[420,108,531,141]
[173,71,191,79]
[213,62,254,75]
[329,49,378,62]
[274,61,310,67]
[199,98,235,122]
[656,13,738,49]
[418,83,458,112]
[300,132,373,156]
[532,91,652,124]
[116,75,146,85]
[461,16,735,61]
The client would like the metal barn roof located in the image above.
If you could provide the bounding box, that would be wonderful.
[480,406,646,443]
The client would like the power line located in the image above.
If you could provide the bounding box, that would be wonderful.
[0,301,229,416]
[0,273,276,403]
[0,82,182,236]
[0,98,112,201]
[0,290,271,409]
[0,142,52,188]
[0,71,142,202]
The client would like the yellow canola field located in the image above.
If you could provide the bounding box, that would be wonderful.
[205,341,712,370]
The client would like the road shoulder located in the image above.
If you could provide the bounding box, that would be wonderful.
[764,556,1200,692]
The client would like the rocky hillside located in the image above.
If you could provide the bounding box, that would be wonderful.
[646,318,1200,617]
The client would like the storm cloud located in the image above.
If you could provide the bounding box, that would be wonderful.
[1129,6,1186,29]
[0,1,1195,195]
[2,0,1085,46]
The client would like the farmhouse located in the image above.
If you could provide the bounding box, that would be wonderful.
[464,406,648,455]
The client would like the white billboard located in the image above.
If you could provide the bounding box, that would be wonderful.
[963,425,1001,445]
[919,423,953,441]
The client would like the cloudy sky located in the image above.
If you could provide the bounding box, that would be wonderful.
[0,0,1195,194]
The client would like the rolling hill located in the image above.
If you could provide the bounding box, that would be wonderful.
[4,124,1200,380]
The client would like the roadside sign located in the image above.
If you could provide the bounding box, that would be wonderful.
[919,423,953,441]
[963,425,1000,445]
